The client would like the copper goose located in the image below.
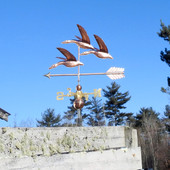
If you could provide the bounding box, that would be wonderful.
[81,34,113,59]
[49,48,84,69]
[62,24,94,49]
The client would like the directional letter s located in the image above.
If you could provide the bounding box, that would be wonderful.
[57,92,64,100]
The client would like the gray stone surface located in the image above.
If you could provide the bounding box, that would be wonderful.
[0,126,142,170]
[0,148,142,170]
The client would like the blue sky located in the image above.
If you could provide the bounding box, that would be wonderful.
[0,0,169,127]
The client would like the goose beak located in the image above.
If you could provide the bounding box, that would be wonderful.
[78,61,84,66]
[109,54,113,59]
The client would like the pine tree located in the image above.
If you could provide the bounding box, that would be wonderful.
[87,97,105,126]
[62,98,78,127]
[163,105,170,133]
[134,107,160,128]
[103,82,131,126]
[158,20,170,93]
[36,108,62,127]
[63,97,91,126]
[164,105,170,119]
[158,20,170,43]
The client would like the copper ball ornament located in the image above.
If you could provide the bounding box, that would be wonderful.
[73,98,84,109]
[76,85,82,91]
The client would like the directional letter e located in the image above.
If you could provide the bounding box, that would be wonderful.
[93,89,102,98]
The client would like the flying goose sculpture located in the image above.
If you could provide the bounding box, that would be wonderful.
[80,34,113,59]
[49,48,84,69]
[62,24,94,49]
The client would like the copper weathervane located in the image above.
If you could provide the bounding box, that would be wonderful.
[44,24,125,119]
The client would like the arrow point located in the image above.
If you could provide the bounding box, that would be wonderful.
[44,72,51,79]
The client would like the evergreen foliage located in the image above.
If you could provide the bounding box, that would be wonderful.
[158,20,170,42]
[134,107,160,128]
[86,97,105,126]
[36,108,62,127]
[158,20,170,135]
[164,105,170,133]
[158,20,170,92]
[160,48,170,67]
[164,105,170,119]
[102,82,131,126]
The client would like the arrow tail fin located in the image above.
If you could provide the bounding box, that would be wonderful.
[106,67,125,80]
[107,67,124,73]
[107,74,125,80]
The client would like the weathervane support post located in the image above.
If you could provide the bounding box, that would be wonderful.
[78,46,80,85]
[77,46,82,125]
[77,109,82,126]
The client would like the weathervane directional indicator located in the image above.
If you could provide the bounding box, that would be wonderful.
[45,24,125,123]
[44,67,125,80]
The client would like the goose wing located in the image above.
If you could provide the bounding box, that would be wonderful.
[77,24,90,44]
[56,57,67,61]
[75,35,82,41]
[94,34,108,53]
[57,48,77,61]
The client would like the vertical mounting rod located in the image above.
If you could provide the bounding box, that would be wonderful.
[78,46,80,85]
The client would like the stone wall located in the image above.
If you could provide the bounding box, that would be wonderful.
[0,126,142,170]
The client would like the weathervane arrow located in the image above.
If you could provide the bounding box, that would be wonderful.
[44,67,125,80]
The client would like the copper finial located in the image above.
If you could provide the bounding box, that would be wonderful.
[76,85,82,91]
